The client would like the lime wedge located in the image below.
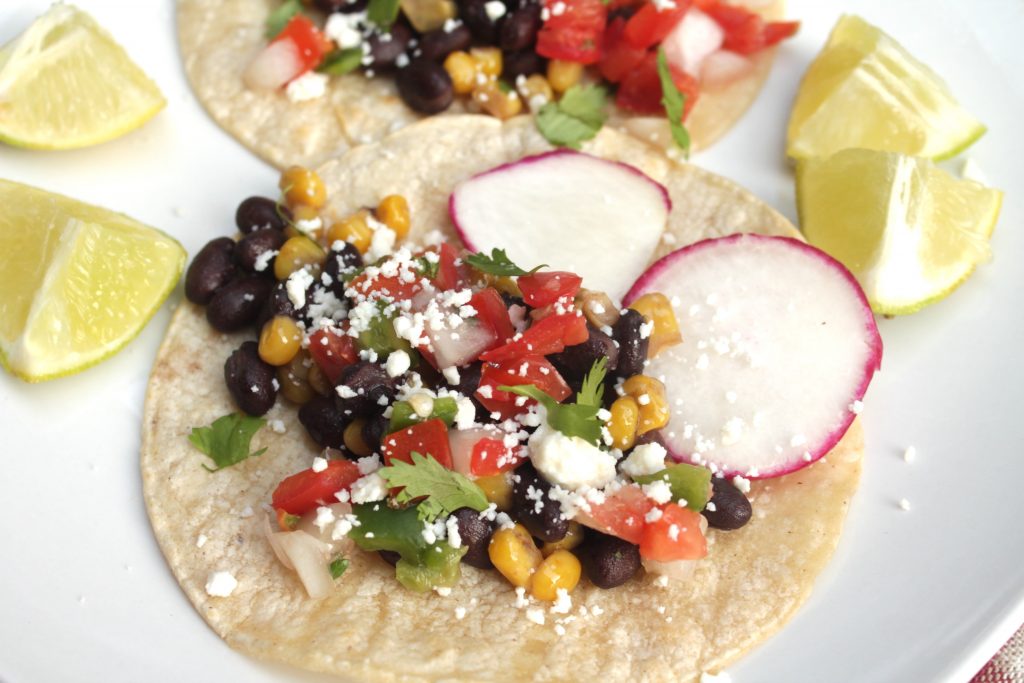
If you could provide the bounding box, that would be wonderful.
[0,4,165,149]
[787,14,985,161]
[0,180,185,381]
[796,148,1002,315]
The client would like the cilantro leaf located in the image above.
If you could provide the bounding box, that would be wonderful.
[576,357,608,408]
[317,47,364,76]
[500,384,603,446]
[536,85,608,150]
[266,0,302,39]
[329,556,350,579]
[464,248,545,277]
[415,255,440,280]
[188,413,267,472]
[657,48,691,157]
[367,0,402,30]
[379,452,489,521]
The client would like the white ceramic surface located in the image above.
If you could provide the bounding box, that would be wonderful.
[1,1,1021,681]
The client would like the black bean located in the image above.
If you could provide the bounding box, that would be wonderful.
[186,238,237,305]
[499,4,541,51]
[634,429,667,449]
[224,341,278,416]
[500,292,525,309]
[315,0,368,11]
[578,531,641,589]
[236,228,285,274]
[361,414,390,452]
[453,361,482,396]
[512,463,568,543]
[298,395,350,449]
[336,361,397,416]
[703,477,752,531]
[502,49,546,82]
[452,507,495,569]
[418,25,472,61]
[206,276,274,332]
[256,282,299,331]
[612,309,649,378]
[458,0,500,43]
[235,196,289,234]
[396,59,454,114]
[550,324,619,382]
[378,549,401,566]
[324,243,363,298]
[366,24,412,69]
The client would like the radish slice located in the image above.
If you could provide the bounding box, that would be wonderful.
[623,235,882,478]
[700,50,754,89]
[662,8,725,78]
[243,39,303,91]
[450,151,670,302]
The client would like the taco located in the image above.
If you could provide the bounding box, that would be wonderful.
[142,115,872,681]
[178,0,798,169]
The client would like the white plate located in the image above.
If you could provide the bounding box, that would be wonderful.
[1,1,1022,681]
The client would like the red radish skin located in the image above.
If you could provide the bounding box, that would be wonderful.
[624,234,882,479]
[450,150,670,302]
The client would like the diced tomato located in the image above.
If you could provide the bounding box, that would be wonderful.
[476,355,571,418]
[575,484,654,544]
[696,0,798,54]
[272,15,330,74]
[518,271,583,308]
[271,460,361,516]
[470,438,525,477]
[381,418,453,469]
[479,312,587,363]
[616,52,699,118]
[431,243,471,291]
[469,288,515,348]
[639,502,708,562]
[307,327,359,383]
[536,0,608,64]
[623,0,690,49]
[348,271,423,302]
[599,18,647,83]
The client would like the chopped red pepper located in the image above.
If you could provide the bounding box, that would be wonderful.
[469,287,516,348]
[307,327,359,384]
[476,355,571,418]
[638,502,708,561]
[517,271,583,308]
[470,438,525,477]
[623,0,691,49]
[616,51,699,118]
[536,0,608,64]
[381,418,454,469]
[479,312,587,363]
[696,0,799,54]
[598,18,647,84]
[272,15,330,74]
[271,459,361,516]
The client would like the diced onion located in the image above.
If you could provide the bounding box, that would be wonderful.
[428,319,496,369]
[242,40,303,91]
[700,50,754,89]
[661,8,725,78]
[642,557,699,581]
[448,426,504,477]
[272,529,336,598]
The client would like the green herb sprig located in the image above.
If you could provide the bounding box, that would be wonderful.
[536,85,609,149]
[464,248,545,277]
[188,413,267,472]
[379,452,490,521]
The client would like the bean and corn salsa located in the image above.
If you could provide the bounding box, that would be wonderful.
[184,164,753,603]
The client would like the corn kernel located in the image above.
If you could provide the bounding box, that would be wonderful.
[489,524,543,587]
[259,316,303,366]
[277,351,315,404]
[344,418,373,458]
[517,74,554,111]
[540,522,584,557]
[578,288,620,329]
[326,210,373,254]
[285,204,324,241]
[608,396,640,450]
[622,375,670,434]
[486,273,522,298]
[475,473,514,510]
[473,80,523,120]
[547,59,582,93]
[530,549,582,601]
[444,51,478,95]
[629,293,682,357]
[306,362,332,397]
[279,165,326,209]
[470,47,502,78]
[274,235,325,280]
[375,195,411,241]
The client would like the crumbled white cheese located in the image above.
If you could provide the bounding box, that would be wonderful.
[551,588,572,614]
[325,11,366,49]
[642,480,673,505]
[899,498,911,511]
[205,571,238,597]
[849,399,864,415]
[639,320,655,339]
[484,0,507,20]
[529,423,617,490]
[620,442,668,478]
[454,397,477,430]
[254,249,278,273]
[526,608,546,625]
[350,472,388,503]
[337,385,358,399]
[731,475,751,494]
[442,366,461,385]
[385,349,411,377]
[286,268,315,309]
[357,454,382,475]
[446,515,462,549]
[645,507,663,523]
[285,71,329,102]
[454,606,467,620]
[196,534,208,548]
[903,446,917,463]
[240,505,254,518]
[434,586,452,597]
[268,419,286,434]
[312,456,329,473]
[365,224,397,263]
[314,505,336,532]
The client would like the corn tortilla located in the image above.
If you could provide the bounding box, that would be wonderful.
[177,0,785,169]
[142,116,861,681]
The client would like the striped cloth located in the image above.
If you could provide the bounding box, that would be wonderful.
[973,625,1024,683]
